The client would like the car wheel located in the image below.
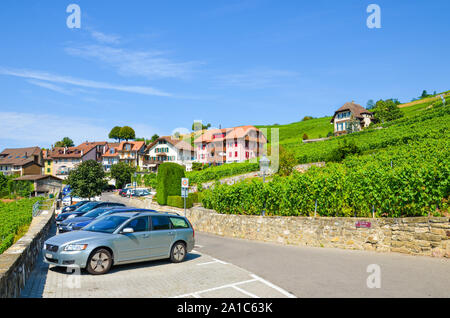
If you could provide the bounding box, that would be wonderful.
[170,242,187,263]
[87,249,113,275]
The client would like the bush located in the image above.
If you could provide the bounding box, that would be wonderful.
[157,163,186,205]
[143,173,157,190]
[302,133,309,140]
[329,139,361,162]
[189,192,199,203]
[167,196,194,209]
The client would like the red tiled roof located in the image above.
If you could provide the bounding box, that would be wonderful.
[0,147,41,166]
[117,141,145,152]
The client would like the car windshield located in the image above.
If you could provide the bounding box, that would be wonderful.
[82,215,130,233]
[83,208,110,218]
[76,202,99,212]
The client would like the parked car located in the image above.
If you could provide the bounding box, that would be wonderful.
[62,195,99,207]
[55,202,126,225]
[119,189,129,197]
[58,207,157,233]
[127,189,151,197]
[43,212,195,275]
[62,185,72,196]
[61,200,90,213]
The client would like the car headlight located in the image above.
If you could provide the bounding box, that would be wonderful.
[64,244,88,251]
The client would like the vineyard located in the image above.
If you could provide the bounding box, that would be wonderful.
[0,198,42,254]
[201,103,450,217]
[186,162,259,185]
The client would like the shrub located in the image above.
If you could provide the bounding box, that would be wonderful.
[157,163,186,205]
[302,133,309,140]
[189,192,199,203]
[187,162,259,185]
[329,139,361,162]
[167,195,194,209]
[143,173,157,189]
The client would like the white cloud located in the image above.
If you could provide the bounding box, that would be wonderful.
[27,79,74,95]
[0,67,171,97]
[65,45,201,80]
[90,31,121,44]
[217,69,300,89]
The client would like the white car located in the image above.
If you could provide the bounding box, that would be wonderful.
[62,196,100,206]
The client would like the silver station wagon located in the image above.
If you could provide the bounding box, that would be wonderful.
[43,212,195,275]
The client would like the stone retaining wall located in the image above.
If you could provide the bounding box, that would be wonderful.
[128,197,450,258]
[0,207,54,298]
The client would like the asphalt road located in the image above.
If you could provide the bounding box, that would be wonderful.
[103,193,450,297]
[195,233,450,298]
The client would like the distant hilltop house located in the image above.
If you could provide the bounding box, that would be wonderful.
[331,102,374,136]
[0,147,43,176]
[194,125,267,165]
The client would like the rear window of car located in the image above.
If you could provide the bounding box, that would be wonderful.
[169,217,189,229]
[151,216,171,231]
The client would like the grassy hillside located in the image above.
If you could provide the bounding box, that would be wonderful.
[256,116,333,145]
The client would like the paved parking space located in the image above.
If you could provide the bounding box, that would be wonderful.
[21,226,294,298]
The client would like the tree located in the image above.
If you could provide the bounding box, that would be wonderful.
[302,133,309,141]
[421,90,430,99]
[366,99,375,109]
[67,160,106,199]
[156,163,185,205]
[302,116,314,121]
[192,122,211,131]
[151,134,160,142]
[372,99,404,123]
[346,114,360,134]
[109,126,122,142]
[55,137,74,148]
[110,162,136,189]
[278,146,297,177]
[119,126,136,141]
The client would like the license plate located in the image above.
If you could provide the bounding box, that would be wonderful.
[46,253,53,259]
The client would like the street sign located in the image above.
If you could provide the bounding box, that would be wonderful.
[181,178,189,189]
[181,188,188,198]
[355,221,371,228]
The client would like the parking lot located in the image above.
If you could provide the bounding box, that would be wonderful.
[21,225,294,298]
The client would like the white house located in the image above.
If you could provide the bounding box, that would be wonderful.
[143,136,195,171]
[331,102,374,136]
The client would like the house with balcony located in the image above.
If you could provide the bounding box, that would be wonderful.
[0,147,43,176]
[115,141,146,168]
[331,101,373,136]
[143,136,195,171]
[48,143,98,179]
[194,125,267,165]
[101,143,120,171]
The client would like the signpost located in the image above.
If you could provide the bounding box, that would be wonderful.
[181,178,189,216]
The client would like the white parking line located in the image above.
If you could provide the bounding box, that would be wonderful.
[232,285,259,298]
[174,278,259,298]
[250,274,296,298]
[197,257,229,266]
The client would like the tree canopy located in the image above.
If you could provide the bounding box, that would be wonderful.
[67,160,106,199]
[55,137,74,148]
[119,126,136,141]
[372,99,404,123]
[111,162,136,189]
[109,126,122,142]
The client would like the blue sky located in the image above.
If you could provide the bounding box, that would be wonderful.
[1,0,449,148]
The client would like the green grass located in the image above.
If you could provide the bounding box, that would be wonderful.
[256,116,333,145]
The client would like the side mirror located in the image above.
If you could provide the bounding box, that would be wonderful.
[122,228,134,234]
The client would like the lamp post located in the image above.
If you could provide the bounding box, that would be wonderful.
[260,155,270,217]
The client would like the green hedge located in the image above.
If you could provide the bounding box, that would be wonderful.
[167,195,194,209]
[157,163,186,205]
[0,174,33,199]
